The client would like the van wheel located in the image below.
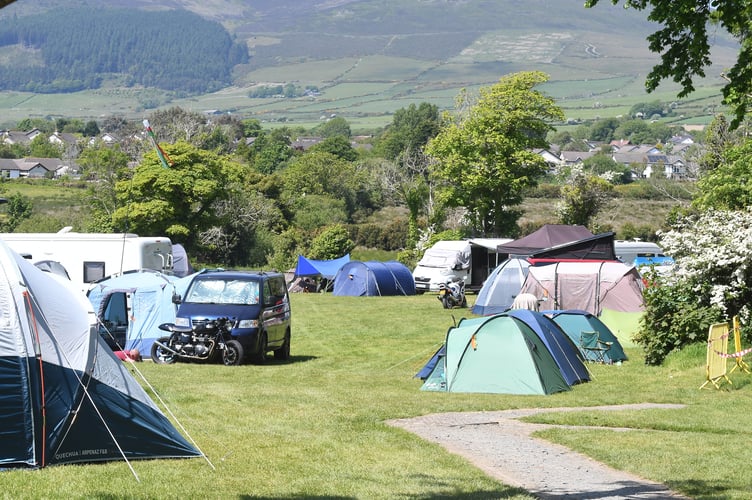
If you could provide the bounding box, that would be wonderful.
[222,340,244,366]
[151,337,177,364]
[251,332,268,364]
[274,330,291,360]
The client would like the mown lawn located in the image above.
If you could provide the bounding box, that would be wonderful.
[3,293,752,499]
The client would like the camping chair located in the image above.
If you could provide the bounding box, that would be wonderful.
[579,330,612,364]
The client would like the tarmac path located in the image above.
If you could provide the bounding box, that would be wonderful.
[388,403,691,500]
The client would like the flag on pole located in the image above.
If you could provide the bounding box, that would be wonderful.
[143,119,173,168]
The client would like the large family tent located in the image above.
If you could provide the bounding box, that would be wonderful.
[547,310,628,363]
[421,314,575,395]
[519,261,645,336]
[471,257,531,315]
[0,239,200,469]
[87,270,195,353]
[496,224,594,257]
[528,231,617,262]
[333,261,416,296]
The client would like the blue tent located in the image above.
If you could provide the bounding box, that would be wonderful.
[505,309,590,386]
[333,261,416,296]
[471,258,531,315]
[87,270,195,353]
[294,254,350,280]
[546,309,628,363]
[0,239,199,468]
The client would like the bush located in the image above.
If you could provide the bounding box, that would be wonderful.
[348,219,409,251]
[636,273,724,365]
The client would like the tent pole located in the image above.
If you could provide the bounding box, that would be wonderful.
[131,367,216,470]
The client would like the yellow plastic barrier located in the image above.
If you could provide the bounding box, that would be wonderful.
[729,316,751,374]
[700,322,731,390]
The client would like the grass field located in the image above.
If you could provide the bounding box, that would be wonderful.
[3,293,751,499]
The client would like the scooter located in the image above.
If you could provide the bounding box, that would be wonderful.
[151,317,244,366]
[437,279,467,309]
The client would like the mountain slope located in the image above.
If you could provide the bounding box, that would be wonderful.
[0,0,738,129]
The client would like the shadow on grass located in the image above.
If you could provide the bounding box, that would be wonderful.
[240,487,530,499]
[667,478,736,500]
[262,354,318,365]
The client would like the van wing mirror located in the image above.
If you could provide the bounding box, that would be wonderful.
[172,292,182,304]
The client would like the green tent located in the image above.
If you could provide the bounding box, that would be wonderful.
[421,315,571,395]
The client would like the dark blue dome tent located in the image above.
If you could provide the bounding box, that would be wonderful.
[333,261,416,296]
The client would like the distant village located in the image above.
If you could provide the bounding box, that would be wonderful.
[0,126,698,182]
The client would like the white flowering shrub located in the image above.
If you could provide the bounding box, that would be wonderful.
[636,209,751,364]
[660,209,752,317]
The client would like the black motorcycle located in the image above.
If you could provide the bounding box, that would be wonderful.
[151,317,244,366]
[437,279,467,309]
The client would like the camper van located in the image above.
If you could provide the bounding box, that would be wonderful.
[0,230,173,292]
[412,238,512,293]
[614,240,672,266]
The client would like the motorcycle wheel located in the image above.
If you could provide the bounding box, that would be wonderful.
[222,340,244,366]
[461,296,467,308]
[442,297,451,309]
[151,337,177,364]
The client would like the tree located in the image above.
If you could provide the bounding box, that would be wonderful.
[425,71,564,236]
[112,141,248,252]
[629,100,665,118]
[588,117,620,142]
[693,138,752,210]
[28,135,62,158]
[556,166,614,227]
[0,192,32,232]
[308,135,358,161]
[694,114,746,175]
[315,116,351,139]
[247,128,293,174]
[582,154,632,184]
[376,103,440,161]
[78,144,131,232]
[281,151,366,219]
[586,0,752,128]
[308,224,355,260]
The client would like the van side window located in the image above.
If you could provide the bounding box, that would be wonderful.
[263,280,275,306]
[270,277,287,298]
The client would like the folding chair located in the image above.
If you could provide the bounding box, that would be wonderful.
[579,330,612,363]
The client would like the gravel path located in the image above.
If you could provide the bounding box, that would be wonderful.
[387,403,690,500]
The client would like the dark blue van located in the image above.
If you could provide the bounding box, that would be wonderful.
[174,270,291,363]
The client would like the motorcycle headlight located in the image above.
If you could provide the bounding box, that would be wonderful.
[175,317,190,327]
[238,319,258,328]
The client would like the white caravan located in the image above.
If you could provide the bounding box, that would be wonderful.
[412,238,512,293]
[0,229,173,292]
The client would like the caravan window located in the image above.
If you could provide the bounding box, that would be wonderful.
[83,261,106,283]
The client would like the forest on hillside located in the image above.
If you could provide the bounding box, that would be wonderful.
[0,8,248,93]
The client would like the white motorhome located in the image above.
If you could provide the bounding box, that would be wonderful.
[412,238,512,293]
[0,229,173,292]
[614,240,670,266]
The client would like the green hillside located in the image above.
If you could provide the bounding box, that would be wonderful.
[0,0,739,130]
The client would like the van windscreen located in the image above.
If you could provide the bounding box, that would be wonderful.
[186,279,260,305]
